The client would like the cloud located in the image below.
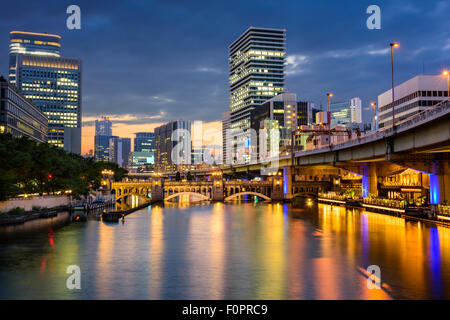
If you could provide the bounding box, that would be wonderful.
[286,54,309,75]
[195,66,222,73]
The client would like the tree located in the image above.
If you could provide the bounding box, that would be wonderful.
[175,171,181,181]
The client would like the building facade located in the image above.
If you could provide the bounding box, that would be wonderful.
[229,27,286,162]
[154,120,191,172]
[250,93,314,158]
[0,76,48,143]
[330,101,351,127]
[134,132,154,153]
[222,110,231,164]
[109,136,131,168]
[378,74,449,129]
[9,31,82,154]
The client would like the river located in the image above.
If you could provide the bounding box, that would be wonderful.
[0,202,449,299]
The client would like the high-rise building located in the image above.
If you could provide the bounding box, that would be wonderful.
[134,132,154,153]
[222,110,231,164]
[378,74,449,129]
[350,97,362,123]
[9,31,61,86]
[0,76,48,143]
[9,31,82,154]
[154,120,191,172]
[228,27,286,162]
[109,136,131,168]
[94,116,112,161]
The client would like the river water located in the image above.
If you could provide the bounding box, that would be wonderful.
[0,202,449,299]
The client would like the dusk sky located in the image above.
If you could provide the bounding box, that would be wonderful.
[1,0,449,153]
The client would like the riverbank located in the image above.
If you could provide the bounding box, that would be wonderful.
[0,206,68,226]
[315,196,450,228]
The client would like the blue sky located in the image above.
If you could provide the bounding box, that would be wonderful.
[1,0,449,127]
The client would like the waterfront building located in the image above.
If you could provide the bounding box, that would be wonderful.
[378,74,449,129]
[0,76,48,143]
[229,27,286,163]
[134,132,155,153]
[109,136,131,168]
[9,31,82,153]
[154,120,191,172]
[94,116,112,161]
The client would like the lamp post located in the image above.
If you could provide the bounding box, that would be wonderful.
[327,92,333,146]
[443,70,449,99]
[390,42,399,128]
[370,102,377,131]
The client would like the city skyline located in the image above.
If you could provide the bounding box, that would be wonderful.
[0,0,449,154]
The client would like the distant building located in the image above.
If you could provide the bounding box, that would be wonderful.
[229,27,286,163]
[9,31,82,153]
[109,136,131,168]
[250,93,314,157]
[95,116,112,136]
[94,116,112,161]
[378,74,449,129]
[222,110,231,164]
[330,101,351,127]
[350,97,362,123]
[154,120,191,172]
[0,76,48,143]
[134,132,154,153]
[129,151,154,173]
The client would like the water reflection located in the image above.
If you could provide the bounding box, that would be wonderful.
[0,203,449,299]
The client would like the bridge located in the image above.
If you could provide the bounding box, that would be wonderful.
[112,175,284,202]
[116,100,450,207]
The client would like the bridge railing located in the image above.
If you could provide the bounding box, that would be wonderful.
[296,99,449,157]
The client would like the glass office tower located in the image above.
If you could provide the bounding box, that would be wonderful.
[9,31,61,86]
[9,31,82,154]
[228,27,286,163]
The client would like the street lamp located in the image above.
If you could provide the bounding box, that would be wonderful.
[443,70,449,99]
[370,102,377,130]
[327,93,333,146]
[390,42,399,128]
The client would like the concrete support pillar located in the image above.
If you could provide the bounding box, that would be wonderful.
[151,178,164,201]
[212,176,224,201]
[430,161,450,204]
[283,166,293,201]
[362,163,377,197]
[271,173,284,201]
[368,163,378,197]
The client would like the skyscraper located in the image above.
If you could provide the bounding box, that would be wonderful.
[94,116,112,161]
[9,31,82,154]
[228,27,286,162]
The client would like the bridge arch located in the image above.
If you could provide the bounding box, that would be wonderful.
[164,191,210,202]
[224,192,271,201]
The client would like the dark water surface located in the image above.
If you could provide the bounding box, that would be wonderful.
[0,202,449,299]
